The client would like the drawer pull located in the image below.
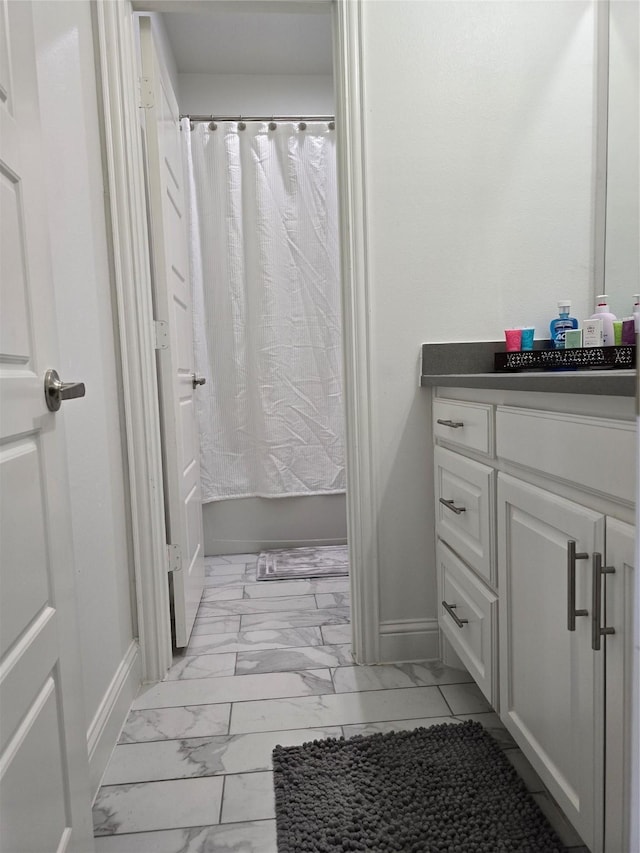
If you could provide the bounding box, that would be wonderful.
[591,552,615,651]
[436,418,464,429]
[442,600,468,628]
[439,497,466,515]
[567,540,589,631]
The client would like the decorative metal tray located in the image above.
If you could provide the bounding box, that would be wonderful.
[494,345,636,372]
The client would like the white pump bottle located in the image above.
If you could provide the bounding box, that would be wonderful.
[590,295,616,346]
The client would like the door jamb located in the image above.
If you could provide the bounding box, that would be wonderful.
[93,0,172,681]
[333,0,380,663]
[93,0,380,681]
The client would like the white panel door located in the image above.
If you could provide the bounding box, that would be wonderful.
[139,16,205,648]
[604,517,635,853]
[498,473,605,853]
[0,2,94,851]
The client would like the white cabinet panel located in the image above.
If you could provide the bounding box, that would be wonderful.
[498,473,604,853]
[437,541,498,706]
[496,406,635,504]
[435,446,494,586]
[433,399,493,456]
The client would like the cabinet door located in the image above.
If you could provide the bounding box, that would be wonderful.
[498,474,605,853]
[603,518,634,853]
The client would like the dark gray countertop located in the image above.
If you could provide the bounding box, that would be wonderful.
[420,342,636,396]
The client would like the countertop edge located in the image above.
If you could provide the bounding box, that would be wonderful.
[420,371,635,396]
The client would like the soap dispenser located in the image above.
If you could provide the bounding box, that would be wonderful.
[590,295,616,346]
[550,301,578,349]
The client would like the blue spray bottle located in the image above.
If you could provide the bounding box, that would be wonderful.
[550,300,578,349]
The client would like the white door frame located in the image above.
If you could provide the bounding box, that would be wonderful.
[93,0,172,681]
[93,0,380,683]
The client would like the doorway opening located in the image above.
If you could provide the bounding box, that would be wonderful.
[135,5,352,669]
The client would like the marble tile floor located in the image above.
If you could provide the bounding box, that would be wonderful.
[94,553,588,853]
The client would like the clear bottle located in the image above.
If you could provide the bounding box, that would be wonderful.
[550,300,578,349]
[590,295,617,346]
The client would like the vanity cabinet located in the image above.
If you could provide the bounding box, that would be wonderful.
[432,391,635,853]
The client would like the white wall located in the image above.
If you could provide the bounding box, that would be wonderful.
[32,0,138,796]
[179,72,334,115]
[203,494,347,555]
[358,1,596,646]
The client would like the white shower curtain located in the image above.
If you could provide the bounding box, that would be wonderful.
[182,119,345,502]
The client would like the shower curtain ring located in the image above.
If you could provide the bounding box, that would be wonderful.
[238,117,246,131]
[298,121,307,131]
[208,120,218,131]
[269,118,277,131]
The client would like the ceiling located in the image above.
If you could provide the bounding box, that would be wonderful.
[162,10,333,76]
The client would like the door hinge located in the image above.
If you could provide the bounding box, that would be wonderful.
[153,320,169,350]
[140,77,154,109]
[167,544,182,573]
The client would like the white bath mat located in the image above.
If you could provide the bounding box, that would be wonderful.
[256,545,349,581]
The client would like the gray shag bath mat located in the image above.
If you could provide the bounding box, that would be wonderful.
[257,544,349,581]
[272,720,567,853]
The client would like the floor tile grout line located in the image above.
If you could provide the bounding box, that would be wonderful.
[116,702,475,746]
[114,723,349,749]
[328,663,337,695]
[222,710,499,739]
[130,679,463,718]
[100,766,284,791]
[437,684,455,715]
[173,642,354,671]
[97,816,277,840]
[218,773,226,825]
[94,818,278,841]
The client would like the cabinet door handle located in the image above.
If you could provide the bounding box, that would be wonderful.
[439,497,466,515]
[442,600,468,628]
[567,540,589,631]
[591,552,616,651]
[436,418,464,429]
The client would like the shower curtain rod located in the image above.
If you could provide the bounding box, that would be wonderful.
[181,114,335,124]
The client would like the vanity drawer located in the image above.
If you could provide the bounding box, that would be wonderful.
[438,540,498,707]
[496,406,635,504]
[433,399,493,456]
[435,446,495,586]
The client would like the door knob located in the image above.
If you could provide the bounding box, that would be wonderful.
[192,374,206,389]
[44,369,86,412]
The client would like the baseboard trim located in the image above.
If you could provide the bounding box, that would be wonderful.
[87,640,140,800]
[378,618,440,663]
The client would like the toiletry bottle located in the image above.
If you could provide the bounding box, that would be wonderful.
[590,295,616,346]
[633,294,640,333]
[550,301,578,349]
